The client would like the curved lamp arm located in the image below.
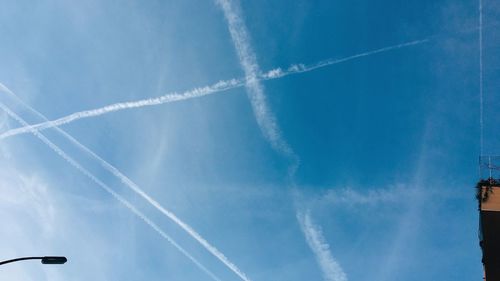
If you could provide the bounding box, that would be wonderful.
[0,256,67,266]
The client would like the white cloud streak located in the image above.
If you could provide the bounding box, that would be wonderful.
[0,79,243,139]
[215,0,294,161]
[0,84,250,281]
[261,39,428,80]
[319,185,421,207]
[0,39,427,141]
[297,210,348,281]
[0,102,222,281]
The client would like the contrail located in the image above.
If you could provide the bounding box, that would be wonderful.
[479,0,484,156]
[297,210,348,281]
[215,0,295,162]
[0,39,427,140]
[0,79,244,139]
[260,39,428,80]
[0,84,251,281]
[0,102,222,281]
[214,4,336,280]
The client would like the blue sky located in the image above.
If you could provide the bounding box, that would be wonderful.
[0,0,497,280]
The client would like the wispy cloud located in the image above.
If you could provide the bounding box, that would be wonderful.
[0,102,222,281]
[0,39,427,142]
[0,157,62,281]
[0,84,249,281]
[0,169,55,236]
[297,210,348,281]
[319,184,422,207]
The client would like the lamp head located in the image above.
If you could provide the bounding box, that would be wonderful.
[41,256,67,264]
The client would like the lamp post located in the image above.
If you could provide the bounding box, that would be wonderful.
[0,256,67,266]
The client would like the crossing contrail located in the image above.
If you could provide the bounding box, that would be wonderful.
[0,39,427,140]
[0,83,251,281]
[0,102,222,281]
[215,0,295,162]
[215,2,342,279]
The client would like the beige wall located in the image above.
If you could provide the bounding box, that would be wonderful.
[481,186,500,211]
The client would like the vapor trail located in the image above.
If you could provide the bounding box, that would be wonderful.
[479,0,484,156]
[297,211,348,281]
[260,39,428,80]
[0,83,250,281]
[0,79,243,139]
[215,0,295,163]
[0,102,222,281]
[0,39,427,140]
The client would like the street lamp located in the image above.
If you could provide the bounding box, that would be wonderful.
[0,256,67,266]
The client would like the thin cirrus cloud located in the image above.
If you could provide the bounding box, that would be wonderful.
[0,3,427,279]
[0,39,427,141]
[0,101,223,281]
[0,84,251,281]
[297,210,348,281]
[0,4,428,279]
[318,184,422,207]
